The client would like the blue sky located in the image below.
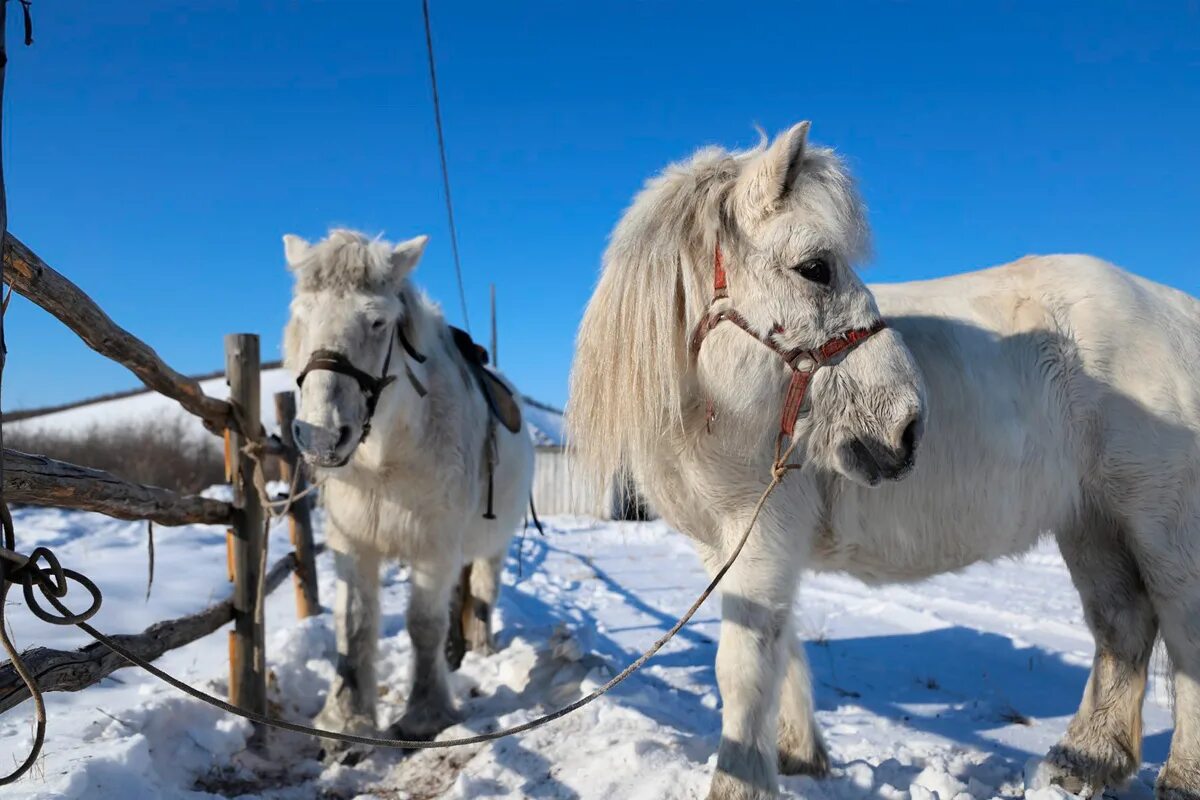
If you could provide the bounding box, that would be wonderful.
[4,1,1198,411]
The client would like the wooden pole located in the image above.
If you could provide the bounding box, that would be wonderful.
[224,334,266,720]
[1,0,10,512]
[490,283,497,368]
[273,391,319,618]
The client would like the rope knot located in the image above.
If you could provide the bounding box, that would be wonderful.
[1,544,103,627]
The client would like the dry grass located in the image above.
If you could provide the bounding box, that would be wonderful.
[5,417,269,495]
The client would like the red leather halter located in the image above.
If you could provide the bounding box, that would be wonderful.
[689,242,887,445]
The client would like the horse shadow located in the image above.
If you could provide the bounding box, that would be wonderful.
[369,515,1175,798]
[495,528,1173,797]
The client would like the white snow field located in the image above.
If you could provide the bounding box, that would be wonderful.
[0,503,1175,800]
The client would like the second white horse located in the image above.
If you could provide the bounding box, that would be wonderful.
[283,229,534,748]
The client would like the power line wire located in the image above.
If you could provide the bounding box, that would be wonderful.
[421,0,471,334]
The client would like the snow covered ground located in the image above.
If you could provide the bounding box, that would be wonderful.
[0,503,1175,799]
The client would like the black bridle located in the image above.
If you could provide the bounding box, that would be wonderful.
[296,323,428,443]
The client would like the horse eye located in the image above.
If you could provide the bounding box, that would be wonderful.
[794,257,832,285]
[370,318,386,331]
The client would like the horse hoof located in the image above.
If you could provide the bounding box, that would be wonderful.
[1157,786,1200,800]
[1157,761,1200,800]
[779,747,830,778]
[387,705,463,742]
[705,769,778,800]
[778,722,831,777]
[1040,740,1134,796]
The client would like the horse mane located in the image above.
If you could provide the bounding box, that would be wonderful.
[567,136,867,494]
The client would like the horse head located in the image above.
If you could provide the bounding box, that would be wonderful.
[282,229,430,469]
[570,122,927,491]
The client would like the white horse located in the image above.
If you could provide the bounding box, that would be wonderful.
[569,122,1200,800]
[282,229,534,748]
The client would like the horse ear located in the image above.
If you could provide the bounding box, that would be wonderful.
[744,121,811,209]
[390,234,429,278]
[282,234,311,269]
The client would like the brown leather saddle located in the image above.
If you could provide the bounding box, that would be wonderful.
[449,326,522,434]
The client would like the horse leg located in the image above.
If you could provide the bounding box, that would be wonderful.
[1133,560,1200,800]
[445,565,471,672]
[777,628,830,776]
[1151,593,1200,799]
[463,554,503,655]
[703,538,802,800]
[1045,512,1157,792]
[390,552,462,740]
[316,545,382,736]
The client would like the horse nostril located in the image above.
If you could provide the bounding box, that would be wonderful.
[291,420,307,448]
[335,425,354,450]
[899,418,920,462]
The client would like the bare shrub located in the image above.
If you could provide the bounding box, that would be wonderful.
[5,417,275,495]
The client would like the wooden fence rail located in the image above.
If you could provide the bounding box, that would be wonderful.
[2,234,234,435]
[0,233,319,733]
[3,449,233,526]
[0,544,325,715]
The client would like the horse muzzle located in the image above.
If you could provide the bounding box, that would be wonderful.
[292,418,360,468]
[838,414,922,487]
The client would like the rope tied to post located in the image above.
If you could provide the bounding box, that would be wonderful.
[226,398,324,521]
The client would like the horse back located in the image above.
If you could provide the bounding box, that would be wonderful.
[827,255,1200,581]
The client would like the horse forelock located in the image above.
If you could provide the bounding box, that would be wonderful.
[291,229,403,295]
[284,228,444,377]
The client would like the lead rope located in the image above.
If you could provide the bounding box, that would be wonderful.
[0,438,800,762]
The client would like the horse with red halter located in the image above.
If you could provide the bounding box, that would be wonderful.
[570,122,1200,800]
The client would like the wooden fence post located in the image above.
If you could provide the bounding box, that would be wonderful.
[224,334,266,720]
[273,391,320,618]
[1,0,9,509]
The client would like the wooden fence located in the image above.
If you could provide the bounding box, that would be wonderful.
[0,234,320,722]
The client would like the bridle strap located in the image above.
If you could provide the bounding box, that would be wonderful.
[297,350,394,397]
[691,241,887,443]
[295,322,427,443]
[712,241,729,298]
[397,325,427,364]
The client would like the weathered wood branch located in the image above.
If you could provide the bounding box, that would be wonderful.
[3,449,232,526]
[1,234,234,435]
[0,543,326,714]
